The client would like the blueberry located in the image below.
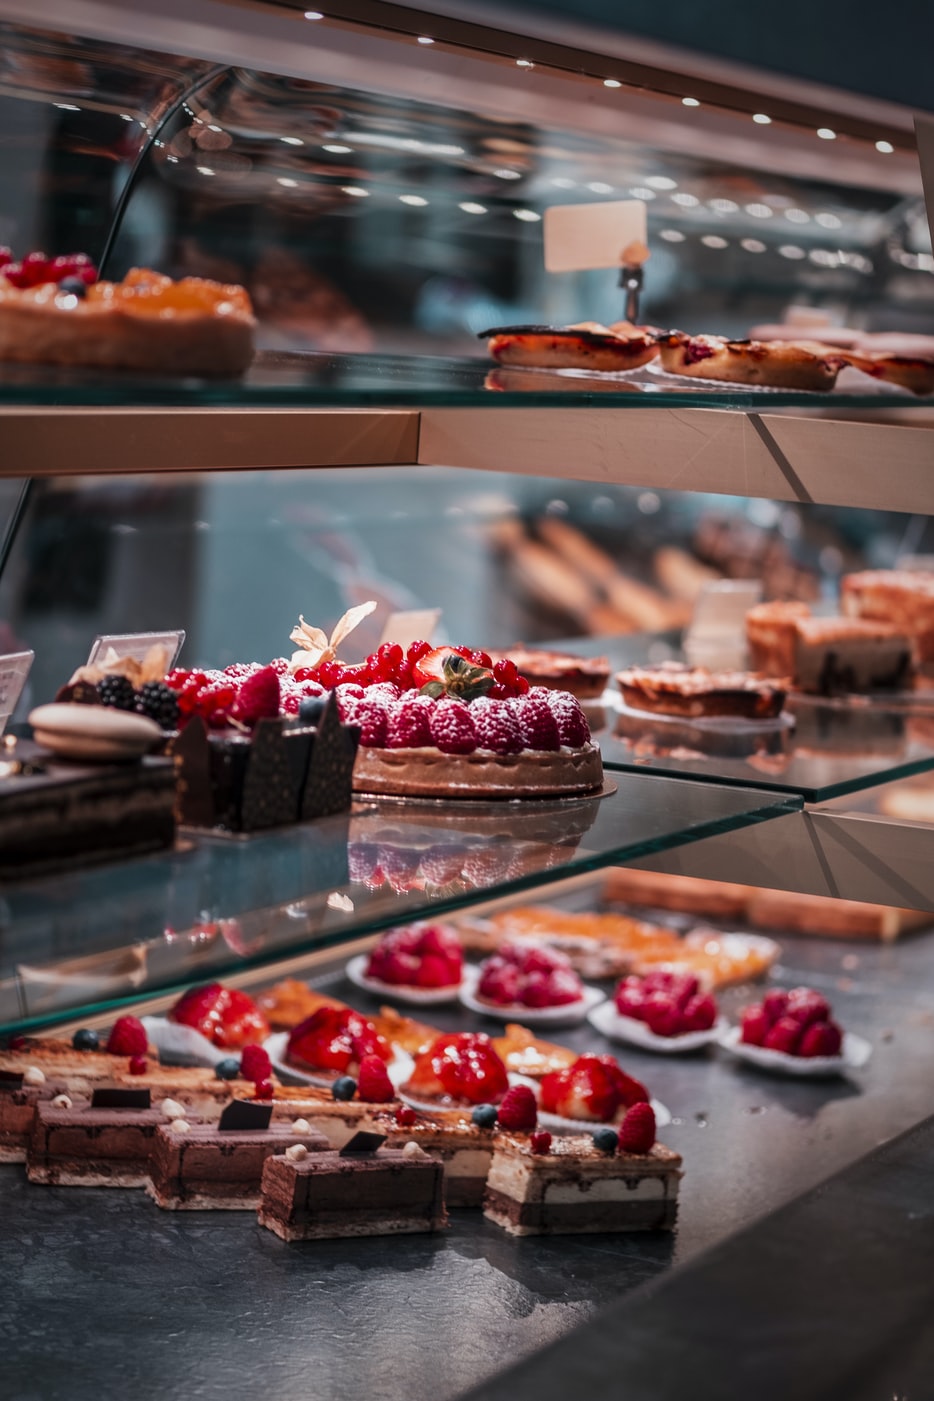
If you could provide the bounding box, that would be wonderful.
[57,275,87,298]
[214,1057,241,1081]
[331,1076,357,1101]
[72,1027,100,1052]
[471,1103,499,1129]
[592,1128,618,1155]
[298,694,327,724]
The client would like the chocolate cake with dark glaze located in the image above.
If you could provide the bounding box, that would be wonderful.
[148,1113,330,1210]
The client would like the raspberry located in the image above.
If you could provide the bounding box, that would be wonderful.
[106,1016,148,1056]
[763,1015,803,1055]
[358,1054,396,1102]
[512,691,561,751]
[231,665,280,726]
[429,699,477,754]
[740,1005,769,1046]
[615,977,647,1020]
[385,697,432,748]
[478,959,521,1006]
[378,845,420,893]
[761,989,789,1027]
[496,1084,538,1132]
[469,696,524,755]
[417,954,460,988]
[419,844,468,886]
[643,993,684,1038]
[355,698,389,747]
[406,640,432,666]
[461,846,512,888]
[128,1055,148,1076]
[254,1079,274,1100]
[799,1021,843,1058]
[545,691,591,748]
[395,1105,418,1127]
[683,993,718,1032]
[530,1130,552,1155]
[240,1044,272,1084]
[618,1102,656,1154]
[785,988,831,1028]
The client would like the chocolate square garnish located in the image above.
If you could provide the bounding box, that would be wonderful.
[339,1130,387,1156]
[0,1069,24,1089]
[91,1086,152,1109]
[219,1099,273,1132]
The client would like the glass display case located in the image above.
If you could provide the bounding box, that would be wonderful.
[1,9,934,1398]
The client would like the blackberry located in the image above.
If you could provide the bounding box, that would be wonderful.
[136,681,180,730]
[97,674,136,711]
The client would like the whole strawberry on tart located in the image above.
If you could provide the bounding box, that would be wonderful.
[284,1006,393,1086]
[399,1032,510,1110]
[538,1053,651,1127]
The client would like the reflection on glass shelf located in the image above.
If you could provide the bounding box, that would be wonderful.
[0,350,929,411]
[0,776,797,1032]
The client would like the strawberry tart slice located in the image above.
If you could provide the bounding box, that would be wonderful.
[347,924,464,1004]
[461,943,602,1026]
[281,1006,397,1088]
[398,1031,510,1111]
[538,1053,652,1129]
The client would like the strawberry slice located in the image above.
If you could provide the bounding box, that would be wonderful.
[169,983,270,1049]
[405,1032,508,1105]
[540,1053,647,1122]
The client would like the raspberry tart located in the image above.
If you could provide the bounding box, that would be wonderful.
[656,332,845,391]
[722,986,870,1076]
[588,971,723,1053]
[346,924,464,1004]
[0,253,255,375]
[398,1032,510,1111]
[482,321,659,373]
[461,943,602,1026]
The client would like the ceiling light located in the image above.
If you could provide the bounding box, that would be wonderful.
[399,194,428,206]
[629,187,656,200]
[671,192,699,207]
[603,78,621,88]
[493,168,522,180]
[682,97,700,107]
[281,136,304,146]
[644,175,677,190]
[875,139,894,153]
[701,234,728,249]
[196,166,215,175]
[459,202,487,214]
[323,144,352,154]
[745,203,772,218]
[513,208,541,222]
[741,238,766,252]
[785,208,810,223]
[120,113,134,122]
[659,229,685,242]
[586,181,613,194]
[815,212,842,229]
[277,177,298,187]
[550,177,575,189]
[752,113,772,125]
[817,127,836,140]
[778,244,806,258]
[341,186,368,197]
[708,198,738,213]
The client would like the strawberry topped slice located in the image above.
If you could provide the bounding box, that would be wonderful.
[365,924,464,990]
[286,1006,390,1075]
[403,1032,509,1106]
[477,942,584,1009]
[169,982,270,1049]
[540,1053,649,1124]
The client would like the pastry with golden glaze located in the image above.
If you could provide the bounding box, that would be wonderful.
[483,320,658,372]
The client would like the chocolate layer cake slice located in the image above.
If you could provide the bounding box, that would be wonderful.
[373,1107,496,1207]
[27,1087,164,1187]
[259,1136,447,1241]
[0,1068,76,1163]
[483,1132,682,1235]
[148,1101,329,1209]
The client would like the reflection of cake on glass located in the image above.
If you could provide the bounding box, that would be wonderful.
[841,571,934,665]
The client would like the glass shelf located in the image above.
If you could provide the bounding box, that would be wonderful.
[561,634,934,802]
[0,350,928,412]
[0,775,797,1034]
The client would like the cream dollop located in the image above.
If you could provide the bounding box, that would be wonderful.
[51,1094,73,1109]
[23,1066,45,1086]
[160,1098,186,1120]
[285,1143,309,1162]
[291,1118,312,1135]
[170,1119,191,1134]
[403,1140,430,1161]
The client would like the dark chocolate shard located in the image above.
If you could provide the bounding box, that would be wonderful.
[301,692,359,820]
[241,718,300,831]
[0,1069,25,1089]
[168,715,216,827]
[91,1086,152,1109]
[219,1099,274,1132]
[339,1130,387,1156]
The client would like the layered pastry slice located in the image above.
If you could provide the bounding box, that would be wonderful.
[841,570,934,665]
[258,1132,447,1241]
[617,662,787,719]
[0,1068,76,1163]
[27,1087,168,1187]
[483,1130,682,1235]
[148,1101,330,1210]
[656,333,845,391]
[482,321,659,373]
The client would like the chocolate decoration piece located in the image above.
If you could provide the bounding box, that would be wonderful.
[169,715,216,827]
[301,693,359,820]
[339,1130,387,1156]
[241,718,301,831]
[0,1069,25,1089]
[218,1099,274,1132]
[91,1086,152,1109]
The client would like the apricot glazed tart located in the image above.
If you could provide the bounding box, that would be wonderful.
[0,256,255,375]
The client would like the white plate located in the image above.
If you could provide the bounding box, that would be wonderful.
[718,1024,872,1077]
[264,1031,414,1090]
[142,1017,229,1068]
[588,999,727,1054]
[458,965,605,1027]
[345,953,463,1006]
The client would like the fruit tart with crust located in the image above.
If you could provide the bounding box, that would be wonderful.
[0,250,255,376]
[481,320,659,373]
[398,1032,510,1110]
[539,1053,649,1125]
[285,1006,392,1084]
[657,332,846,391]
